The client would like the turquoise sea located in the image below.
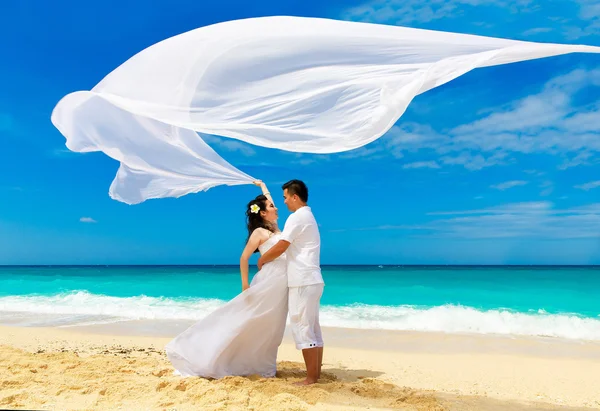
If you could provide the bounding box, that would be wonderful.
[1,265,599,340]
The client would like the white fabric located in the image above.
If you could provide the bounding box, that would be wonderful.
[50,16,600,204]
[165,233,288,378]
[289,284,325,350]
[280,206,324,287]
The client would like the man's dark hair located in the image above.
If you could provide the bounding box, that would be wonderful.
[282,179,308,203]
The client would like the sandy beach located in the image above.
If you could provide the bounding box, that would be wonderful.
[1,324,599,410]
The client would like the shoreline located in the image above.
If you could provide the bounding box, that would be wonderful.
[3,302,600,343]
[66,319,600,358]
[2,324,600,410]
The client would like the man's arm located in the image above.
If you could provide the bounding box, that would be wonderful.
[257,240,290,270]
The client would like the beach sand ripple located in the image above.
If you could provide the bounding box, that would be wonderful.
[0,344,446,411]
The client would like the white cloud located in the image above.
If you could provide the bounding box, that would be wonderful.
[523,27,553,36]
[80,217,97,223]
[331,201,600,239]
[539,180,554,197]
[448,69,600,148]
[294,155,322,166]
[385,123,447,152]
[341,0,597,40]
[422,202,600,238]
[402,161,440,169]
[440,152,508,170]
[428,201,552,215]
[366,68,600,170]
[341,0,533,25]
[217,140,256,156]
[558,151,597,170]
[562,0,600,39]
[340,147,389,163]
[201,134,256,156]
[491,180,528,190]
[575,180,600,190]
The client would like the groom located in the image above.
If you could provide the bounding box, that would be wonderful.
[258,179,324,385]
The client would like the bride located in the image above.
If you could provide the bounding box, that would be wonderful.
[165,181,289,378]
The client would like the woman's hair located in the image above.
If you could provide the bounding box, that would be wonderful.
[246,194,276,253]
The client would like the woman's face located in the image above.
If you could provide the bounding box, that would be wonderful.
[261,199,278,223]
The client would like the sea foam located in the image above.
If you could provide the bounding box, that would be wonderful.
[1,291,599,341]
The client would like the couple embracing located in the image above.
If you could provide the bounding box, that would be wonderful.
[166,179,324,385]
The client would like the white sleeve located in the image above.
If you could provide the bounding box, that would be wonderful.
[280,213,306,244]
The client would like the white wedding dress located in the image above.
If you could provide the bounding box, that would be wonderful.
[165,233,288,378]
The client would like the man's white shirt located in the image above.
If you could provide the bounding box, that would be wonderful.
[280,206,324,287]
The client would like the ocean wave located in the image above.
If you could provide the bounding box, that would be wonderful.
[0,291,224,321]
[1,291,599,341]
[320,304,600,340]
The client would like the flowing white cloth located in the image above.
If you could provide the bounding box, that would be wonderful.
[50,16,600,204]
[165,233,288,378]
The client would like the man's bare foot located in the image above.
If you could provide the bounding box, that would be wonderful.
[293,379,318,386]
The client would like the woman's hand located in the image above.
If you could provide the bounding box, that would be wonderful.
[253,180,272,201]
[242,283,250,292]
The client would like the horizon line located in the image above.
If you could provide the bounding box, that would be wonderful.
[1,264,598,268]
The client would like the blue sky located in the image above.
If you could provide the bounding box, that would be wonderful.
[1,0,599,265]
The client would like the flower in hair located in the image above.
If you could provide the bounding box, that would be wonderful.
[250,204,260,214]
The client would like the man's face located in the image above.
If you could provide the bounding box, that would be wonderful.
[283,189,295,212]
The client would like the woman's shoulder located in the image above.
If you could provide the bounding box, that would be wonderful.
[251,227,273,239]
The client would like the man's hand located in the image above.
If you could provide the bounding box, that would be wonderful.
[257,240,289,271]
